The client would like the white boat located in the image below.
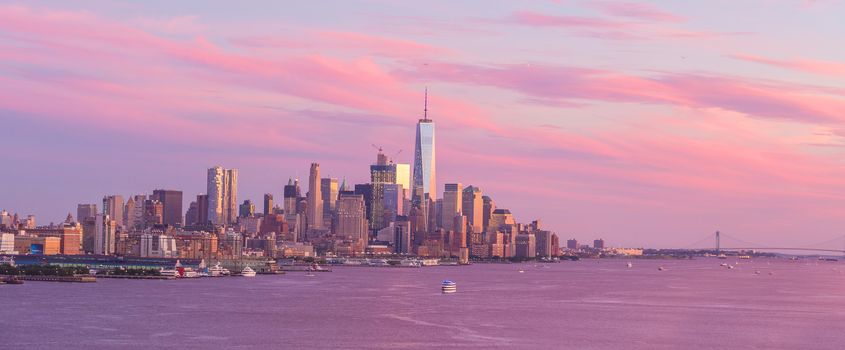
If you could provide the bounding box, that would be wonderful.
[241,266,257,277]
[420,259,439,266]
[728,265,735,269]
[518,269,525,273]
[441,280,457,293]
[160,268,179,278]
[183,270,200,278]
[399,259,421,267]
[626,262,633,268]
[208,263,230,277]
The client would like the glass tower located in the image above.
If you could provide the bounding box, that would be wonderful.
[412,92,436,207]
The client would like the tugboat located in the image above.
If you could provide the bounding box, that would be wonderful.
[441,280,457,294]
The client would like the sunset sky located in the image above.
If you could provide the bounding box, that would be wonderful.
[2,1,844,248]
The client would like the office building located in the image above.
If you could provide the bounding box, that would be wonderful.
[516,234,537,258]
[94,214,116,255]
[76,204,97,225]
[393,216,411,254]
[263,193,273,216]
[151,189,183,226]
[567,239,579,250]
[102,195,124,228]
[321,178,339,228]
[207,166,238,225]
[594,239,605,250]
[239,200,255,218]
[441,183,462,231]
[462,186,483,234]
[370,151,397,231]
[335,192,368,242]
[383,184,404,226]
[482,195,495,234]
[307,163,323,230]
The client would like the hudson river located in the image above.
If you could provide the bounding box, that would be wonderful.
[2,258,844,349]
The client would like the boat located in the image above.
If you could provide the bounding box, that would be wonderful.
[441,280,457,293]
[658,266,665,271]
[720,263,728,267]
[366,259,390,267]
[626,262,633,268]
[240,266,257,277]
[754,270,761,275]
[182,270,200,278]
[2,276,23,285]
[159,268,179,278]
[420,259,439,266]
[399,259,421,267]
[728,265,735,269]
[518,269,525,273]
[208,263,230,277]
[717,254,727,259]
[310,263,325,272]
[738,255,751,260]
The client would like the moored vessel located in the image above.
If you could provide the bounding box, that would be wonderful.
[241,266,257,277]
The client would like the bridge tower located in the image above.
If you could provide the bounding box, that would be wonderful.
[715,231,720,253]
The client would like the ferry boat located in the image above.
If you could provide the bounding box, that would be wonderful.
[160,268,179,278]
[441,280,457,293]
[208,263,230,277]
[240,266,257,277]
[420,259,439,266]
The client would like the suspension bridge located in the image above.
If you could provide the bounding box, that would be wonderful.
[680,231,845,255]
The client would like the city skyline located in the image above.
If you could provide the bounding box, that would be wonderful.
[3,1,845,248]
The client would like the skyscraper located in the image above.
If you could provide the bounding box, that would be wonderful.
[284,178,300,229]
[196,194,208,225]
[462,186,483,234]
[394,163,411,199]
[239,200,255,218]
[370,150,397,231]
[441,183,462,232]
[94,214,116,255]
[335,192,367,242]
[321,178,338,228]
[263,193,274,216]
[102,195,124,229]
[307,163,323,230]
[76,204,97,225]
[207,166,238,225]
[412,90,436,231]
[482,195,495,234]
[151,189,183,227]
[383,184,404,227]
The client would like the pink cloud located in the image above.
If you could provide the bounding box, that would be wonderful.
[731,53,845,77]
[506,10,631,29]
[585,1,684,22]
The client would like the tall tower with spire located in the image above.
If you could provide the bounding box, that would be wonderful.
[412,89,436,231]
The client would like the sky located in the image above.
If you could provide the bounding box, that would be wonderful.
[1,0,845,248]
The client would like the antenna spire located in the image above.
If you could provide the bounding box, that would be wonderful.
[423,87,429,121]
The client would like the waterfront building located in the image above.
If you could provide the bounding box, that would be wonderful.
[0,232,17,254]
[76,204,97,225]
[151,189,183,227]
[441,183,462,231]
[140,233,178,258]
[321,178,339,229]
[102,195,124,229]
[24,224,82,255]
[535,230,554,258]
[487,209,516,235]
[307,163,323,230]
[283,178,301,229]
[567,239,579,250]
[14,236,61,255]
[516,234,537,258]
[207,166,238,226]
[81,216,97,253]
[94,214,116,255]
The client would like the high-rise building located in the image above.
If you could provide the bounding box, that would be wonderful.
[354,184,373,232]
[594,239,605,250]
[395,163,411,200]
[76,204,97,225]
[370,151,396,231]
[462,186,483,234]
[239,200,255,218]
[307,163,323,230]
[441,183,462,232]
[321,178,339,228]
[284,178,301,227]
[143,199,164,227]
[151,189,183,227]
[185,201,198,226]
[196,194,209,225]
[102,195,124,228]
[535,230,553,258]
[482,195,495,234]
[126,194,146,229]
[383,184,404,227]
[516,234,537,258]
[263,193,274,217]
[412,90,436,232]
[207,166,238,226]
[335,192,367,242]
[393,216,411,254]
[567,239,579,250]
[94,214,116,255]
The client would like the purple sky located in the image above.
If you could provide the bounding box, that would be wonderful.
[2,1,845,248]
